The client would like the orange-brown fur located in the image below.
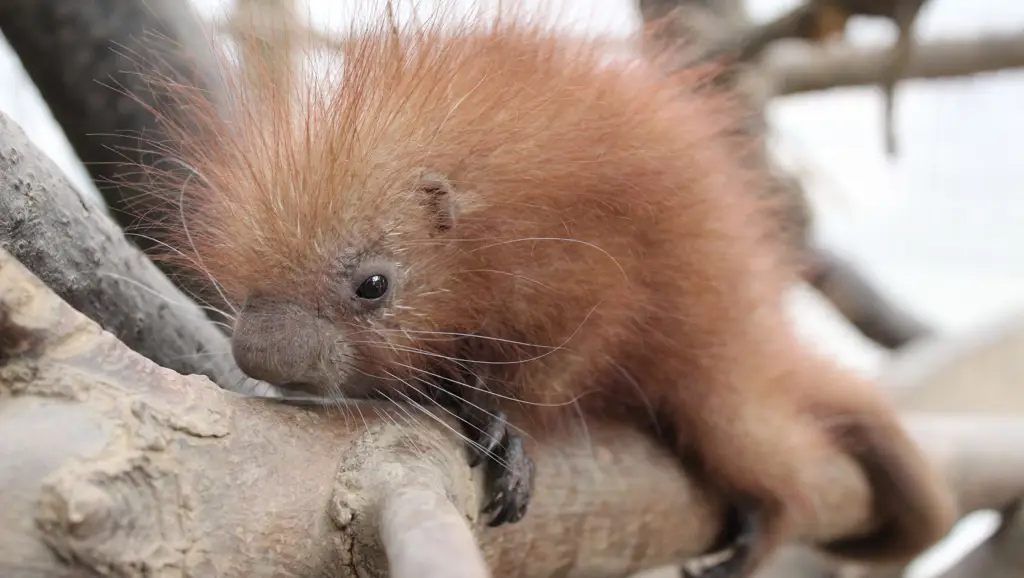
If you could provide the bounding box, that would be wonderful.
[144,2,956,575]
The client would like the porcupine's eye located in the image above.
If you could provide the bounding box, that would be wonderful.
[355,274,389,300]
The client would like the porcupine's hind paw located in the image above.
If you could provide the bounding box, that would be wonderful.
[681,503,761,578]
[431,374,536,527]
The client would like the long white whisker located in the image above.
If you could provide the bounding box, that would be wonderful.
[470,237,627,279]
[611,358,661,437]
[376,389,429,435]
[402,372,541,447]
[395,362,586,408]
[402,371,504,422]
[121,232,240,317]
[451,268,555,290]
[348,301,601,366]
[97,271,237,324]
[402,375,517,458]
[350,399,372,436]
[174,164,239,317]
[380,375,510,470]
[359,329,563,350]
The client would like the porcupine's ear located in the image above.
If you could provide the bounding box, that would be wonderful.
[416,170,459,234]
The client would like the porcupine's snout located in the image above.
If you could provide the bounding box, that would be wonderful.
[231,296,353,396]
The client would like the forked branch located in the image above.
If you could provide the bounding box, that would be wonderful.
[0,112,265,396]
[2,245,1024,577]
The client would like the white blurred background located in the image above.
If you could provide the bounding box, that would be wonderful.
[1,0,1021,575]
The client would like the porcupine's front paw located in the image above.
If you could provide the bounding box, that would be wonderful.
[681,502,761,578]
[468,409,536,526]
[432,374,536,527]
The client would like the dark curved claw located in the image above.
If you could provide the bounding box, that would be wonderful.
[481,434,535,526]
[681,503,761,578]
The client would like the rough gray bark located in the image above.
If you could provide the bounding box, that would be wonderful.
[1,246,1022,578]
[0,110,264,396]
[0,0,231,321]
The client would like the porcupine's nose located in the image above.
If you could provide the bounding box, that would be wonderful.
[231,297,336,392]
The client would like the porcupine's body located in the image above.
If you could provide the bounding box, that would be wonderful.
[153,3,956,576]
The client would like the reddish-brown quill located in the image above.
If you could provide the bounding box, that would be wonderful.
[140,2,957,575]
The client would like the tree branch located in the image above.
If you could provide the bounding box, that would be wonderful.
[767,29,1024,96]
[0,0,232,320]
[0,0,221,234]
[885,310,1024,414]
[805,246,933,349]
[0,109,265,396]
[732,0,929,61]
[1,246,1022,577]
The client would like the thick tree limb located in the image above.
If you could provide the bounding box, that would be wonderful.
[767,29,1024,96]
[886,310,1024,414]
[1,248,1022,577]
[0,109,265,396]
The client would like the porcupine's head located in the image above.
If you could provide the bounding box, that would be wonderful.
[149,2,758,404]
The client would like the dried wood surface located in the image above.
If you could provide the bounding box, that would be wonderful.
[3,245,1024,578]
